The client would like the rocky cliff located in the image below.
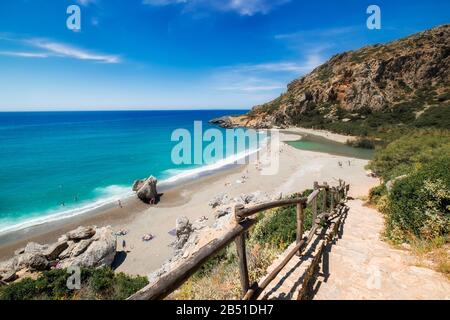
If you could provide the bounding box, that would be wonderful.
[220,25,450,134]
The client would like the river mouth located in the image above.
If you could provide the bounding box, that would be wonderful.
[284,131,374,160]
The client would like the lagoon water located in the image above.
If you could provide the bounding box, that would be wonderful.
[0,110,250,234]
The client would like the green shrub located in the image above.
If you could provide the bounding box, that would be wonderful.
[346,137,377,149]
[367,129,450,180]
[368,184,387,205]
[251,191,314,250]
[414,105,450,129]
[0,267,148,300]
[384,156,450,242]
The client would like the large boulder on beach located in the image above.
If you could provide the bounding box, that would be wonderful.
[135,176,159,204]
[60,226,116,268]
[67,226,96,241]
[132,179,145,192]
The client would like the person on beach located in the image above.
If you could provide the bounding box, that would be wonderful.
[118,200,123,208]
[122,239,127,252]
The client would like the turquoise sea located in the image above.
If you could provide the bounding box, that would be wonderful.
[0,110,373,235]
[0,110,253,234]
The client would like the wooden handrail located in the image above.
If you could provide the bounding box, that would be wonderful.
[128,180,349,300]
[128,217,258,300]
[235,197,307,220]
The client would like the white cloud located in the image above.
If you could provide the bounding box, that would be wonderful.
[0,51,49,58]
[25,39,120,63]
[33,40,120,63]
[142,0,289,16]
[0,35,121,63]
[224,54,323,75]
[219,84,284,92]
[211,52,323,95]
[275,26,357,40]
[76,0,97,6]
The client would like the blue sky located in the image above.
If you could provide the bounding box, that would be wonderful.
[0,0,448,111]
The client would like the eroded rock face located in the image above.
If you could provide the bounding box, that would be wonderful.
[213,25,450,129]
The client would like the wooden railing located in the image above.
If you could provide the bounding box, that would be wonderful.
[128,180,350,300]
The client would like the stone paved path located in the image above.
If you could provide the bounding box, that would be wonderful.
[313,200,450,299]
[260,200,450,300]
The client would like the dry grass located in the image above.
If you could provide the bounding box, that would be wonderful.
[409,237,450,279]
[167,240,282,300]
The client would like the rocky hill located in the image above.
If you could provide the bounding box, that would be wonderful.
[215,25,450,135]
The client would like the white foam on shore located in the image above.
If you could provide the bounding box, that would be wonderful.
[0,138,268,236]
[0,185,133,236]
[159,143,264,190]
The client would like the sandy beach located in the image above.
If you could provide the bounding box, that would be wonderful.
[0,130,378,278]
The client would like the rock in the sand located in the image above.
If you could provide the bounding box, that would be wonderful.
[61,226,116,268]
[135,176,159,204]
[67,226,96,241]
[132,179,145,192]
[43,241,69,261]
[209,193,229,208]
[71,239,93,257]
[24,242,49,255]
[16,252,49,271]
[58,241,77,259]
[173,217,193,250]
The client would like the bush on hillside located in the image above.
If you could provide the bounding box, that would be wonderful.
[367,129,450,181]
[384,156,450,243]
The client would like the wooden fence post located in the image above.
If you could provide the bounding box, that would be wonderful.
[312,182,319,224]
[234,204,249,297]
[235,233,250,297]
[296,201,304,256]
[322,182,328,213]
[330,188,335,210]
